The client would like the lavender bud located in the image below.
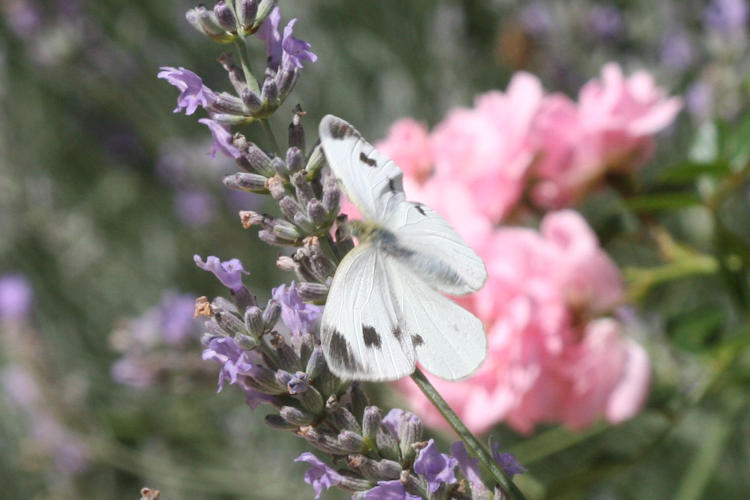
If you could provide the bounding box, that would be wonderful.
[306,200,328,226]
[276,68,298,99]
[214,310,246,336]
[398,416,422,464]
[186,6,229,40]
[200,332,218,345]
[203,318,226,338]
[287,370,311,394]
[287,148,305,175]
[295,384,324,414]
[223,172,268,193]
[212,296,239,314]
[305,144,326,177]
[305,346,326,379]
[276,255,298,273]
[362,406,382,441]
[255,0,278,27]
[280,406,315,426]
[217,53,247,95]
[230,285,256,312]
[293,213,315,234]
[213,1,237,32]
[350,383,369,421]
[262,300,281,329]
[375,426,401,462]
[288,105,305,151]
[239,210,266,229]
[261,78,278,104]
[244,306,264,336]
[237,0,259,29]
[310,252,336,280]
[299,334,314,363]
[265,414,297,430]
[338,476,373,492]
[291,171,313,205]
[259,229,298,246]
[235,333,258,350]
[279,196,301,221]
[322,176,341,214]
[266,175,286,200]
[240,88,263,113]
[298,426,345,455]
[328,406,361,434]
[348,455,401,481]
[270,334,300,370]
[272,220,303,241]
[243,144,274,176]
[338,430,366,453]
[297,282,328,302]
[212,92,247,115]
[248,365,287,393]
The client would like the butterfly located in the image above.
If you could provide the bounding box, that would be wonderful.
[318,115,488,381]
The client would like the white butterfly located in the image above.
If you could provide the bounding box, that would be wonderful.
[318,115,488,381]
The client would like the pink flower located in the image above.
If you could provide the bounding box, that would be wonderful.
[376,119,433,184]
[531,63,682,208]
[429,73,543,222]
[397,211,649,435]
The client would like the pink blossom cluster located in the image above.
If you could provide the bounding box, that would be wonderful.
[369,63,675,434]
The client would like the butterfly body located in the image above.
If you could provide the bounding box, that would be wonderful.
[319,115,488,381]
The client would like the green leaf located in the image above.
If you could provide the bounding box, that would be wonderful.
[657,162,731,184]
[666,307,725,353]
[624,192,702,212]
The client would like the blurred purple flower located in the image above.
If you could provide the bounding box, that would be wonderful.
[295,452,343,499]
[356,481,420,500]
[281,19,318,70]
[4,1,42,39]
[520,2,553,36]
[194,255,248,291]
[110,357,155,388]
[685,81,714,119]
[198,118,243,159]
[158,66,217,115]
[704,0,748,33]
[413,439,458,493]
[255,6,283,68]
[661,32,694,71]
[202,336,258,390]
[489,436,527,478]
[175,188,217,227]
[450,442,489,496]
[587,5,623,39]
[272,282,322,337]
[0,273,33,320]
[159,292,198,345]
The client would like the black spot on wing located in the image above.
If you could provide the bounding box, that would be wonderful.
[415,204,426,216]
[359,152,377,167]
[328,120,360,139]
[362,325,382,348]
[411,334,424,347]
[329,329,363,372]
[392,326,403,341]
[388,178,396,193]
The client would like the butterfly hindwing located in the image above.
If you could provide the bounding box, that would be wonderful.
[388,258,487,381]
[319,114,405,221]
[385,202,487,296]
[321,243,415,381]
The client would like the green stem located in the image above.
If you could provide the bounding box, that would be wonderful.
[410,368,527,500]
[261,118,282,155]
[233,39,260,95]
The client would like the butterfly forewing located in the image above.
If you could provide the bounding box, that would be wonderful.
[320,244,416,381]
[319,115,405,221]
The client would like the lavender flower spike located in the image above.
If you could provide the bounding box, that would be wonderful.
[413,439,458,493]
[281,19,318,70]
[194,255,249,291]
[294,452,343,499]
[489,436,527,478]
[198,118,243,159]
[355,480,421,500]
[157,67,216,115]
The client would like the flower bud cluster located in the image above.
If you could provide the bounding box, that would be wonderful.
[185,0,278,43]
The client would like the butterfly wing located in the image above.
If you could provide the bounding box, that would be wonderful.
[384,202,487,296]
[388,259,487,381]
[319,114,405,221]
[321,243,416,381]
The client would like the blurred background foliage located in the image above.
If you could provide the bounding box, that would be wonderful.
[1,0,749,499]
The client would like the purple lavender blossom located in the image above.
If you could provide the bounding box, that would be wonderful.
[294,452,343,499]
[413,439,458,493]
[194,255,248,291]
[587,5,623,39]
[660,32,694,71]
[0,274,33,320]
[685,82,714,119]
[489,436,527,478]
[255,6,283,68]
[520,2,553,36]
[287,371,310,394]
[356,481,421,500]
[704,0,749,33]
[158,67,217,115]
[175,188,217,227]
[450,442,489,497]
[110,357,155,388]
[198,118,244,159]
[202,336,258,390]
[281,19,318,70]
[272,282,323,337]
[159,292,198,345]
[4,1,42,39]
[382,408,420,438]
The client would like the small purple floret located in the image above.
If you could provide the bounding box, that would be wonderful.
[158,66,216,115]
[450,442,489,496]
[357,481,421,500]
[255,6,283,68]
[295,452,343,499]
[413,439,458,493]
[197,118,243,160]
[194,255,248,291]
[281,19,318,70]
[272,282,323,337]
[202,336,257,390]
[489,437,527,478]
